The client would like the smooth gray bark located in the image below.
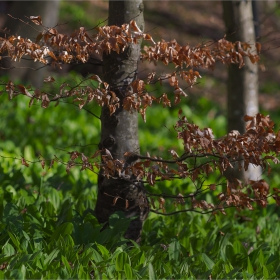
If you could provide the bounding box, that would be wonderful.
[1,0,60,88]
[222,0,261,181]
[95,0,149,243]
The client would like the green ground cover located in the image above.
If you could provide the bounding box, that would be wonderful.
[1,72,280,279]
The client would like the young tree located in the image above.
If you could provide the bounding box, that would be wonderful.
[0,1,280,243]
[95,0,149,243]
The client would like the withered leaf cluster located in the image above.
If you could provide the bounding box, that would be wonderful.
[1,20,260,120]
[58,113,280,214]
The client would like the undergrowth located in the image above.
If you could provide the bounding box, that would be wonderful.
[1,73,280,279]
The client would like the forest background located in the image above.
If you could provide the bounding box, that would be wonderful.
[1,1,280,279]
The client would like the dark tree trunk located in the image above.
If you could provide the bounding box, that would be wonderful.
[95,0,149,243]
[222,0,261,181]
[0,0,60,88]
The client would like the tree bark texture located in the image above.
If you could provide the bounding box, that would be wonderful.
[222,0,261,181]
[0,0,60,88]
[95,0,149,243]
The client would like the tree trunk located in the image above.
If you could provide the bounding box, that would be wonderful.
[222,0,261,181]
[95,0,149,243]
[0,0,60,88]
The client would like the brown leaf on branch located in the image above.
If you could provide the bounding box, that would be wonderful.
[17,84,33,98]
[49,159,55,169]
[113,196,119,206]
[66,161,75,174]
[48,51,57,61]
[68,151,80,161]
[6,81,15,100]
[89,74,103,84]
[104,149,113,160]
[41,94,50,108]
[81,153,88,163]
[125,199,129,209]
[29,16,42,25]
[21,158,29,167]
[44,76,55,83]
[255,42,261,54]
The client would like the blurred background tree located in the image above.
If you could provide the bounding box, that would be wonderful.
[222,0,261,181]
[0,0,60,87]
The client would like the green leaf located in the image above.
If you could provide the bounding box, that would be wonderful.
[60,266,70,279]
[20,264,26,279]
[61,255,71,274]
[95,227,113,245]
[247,257,254,274]
[116,252,130,271]
[258,249,265,266]
[57,199,73,223]
[224,261,233,274]
[8,231,21,250]
[2,242,15,257]
[43,248,60,267]
[148,263,155,280]
[26,204,44,226]
[180,261,188,275]
[91,248,103,263]
[41,201,56,217]
[96,244,110,260]
[79,247,94,265]
[263,265,269,279]
[168,240,181,262]
[124,263,133,279]
[78,265,88,279]
[63,234,75,249]
[8,269,24,280]
[35,254,43,270]
[17,253,33,264]
[46,188,61,211]
[22,230,30,242]
[212,259,224,278]
[138,252,145,265]
[50,222,73,241]
[202,253,215,270]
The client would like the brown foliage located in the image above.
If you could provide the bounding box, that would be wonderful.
[0,19,279,215]
[0,21,259,119]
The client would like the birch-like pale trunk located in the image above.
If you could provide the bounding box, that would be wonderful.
[222,0,261,181]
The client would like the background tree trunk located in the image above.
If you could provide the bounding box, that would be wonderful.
[0,0,60,88]
[222,0,261,181]
[95,0,149,243]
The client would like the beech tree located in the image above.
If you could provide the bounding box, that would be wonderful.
[95,0,148,243]
[1,1,280,243]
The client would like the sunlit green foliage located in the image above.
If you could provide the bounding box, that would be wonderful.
[1,171,280,278]
[1,71,280,278]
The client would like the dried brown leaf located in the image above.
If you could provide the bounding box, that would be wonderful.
[21,158,29,167]
[30,16,42,25]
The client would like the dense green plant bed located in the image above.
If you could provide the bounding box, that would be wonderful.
[1,73,280,279]
[1,176,280,279]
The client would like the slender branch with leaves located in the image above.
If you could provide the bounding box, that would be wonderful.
[0,16,279,234]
